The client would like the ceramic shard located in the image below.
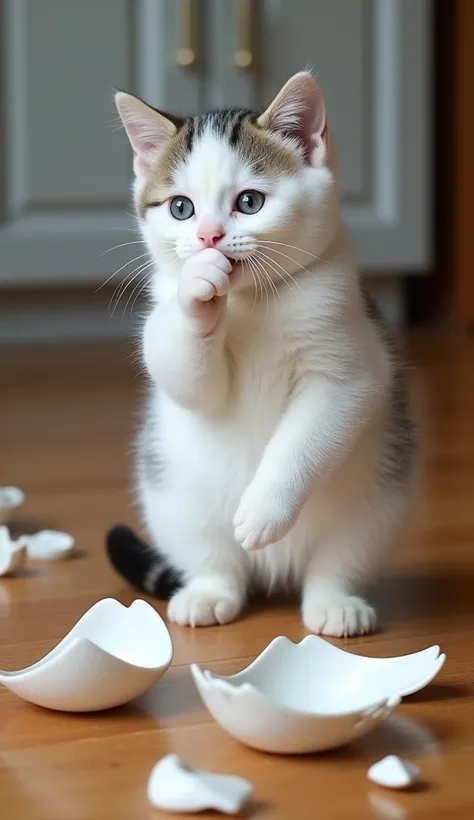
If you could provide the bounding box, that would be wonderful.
[147,753,253,814]
[367,755,420,789]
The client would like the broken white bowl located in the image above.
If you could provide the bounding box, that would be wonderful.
[191,636,445,754]
[0,487,25,524]
[0,598,173,711]
[148,754,253,815]
[0,526,27,576]
[368,755,420,789]
[25,530,75,561]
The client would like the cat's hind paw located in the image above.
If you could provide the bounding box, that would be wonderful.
[167,581,242,627]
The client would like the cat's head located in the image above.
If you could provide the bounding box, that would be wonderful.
[116,72,338,290]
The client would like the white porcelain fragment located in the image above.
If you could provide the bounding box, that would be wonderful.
[0,526,27,576]
[0,487,25,524]
[147,754,253,815]
[25,529,75,561]
[367,755,420,789]
[191,635,446,754]
[0,598,173,711]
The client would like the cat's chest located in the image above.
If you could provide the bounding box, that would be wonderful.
[226,307,294,410]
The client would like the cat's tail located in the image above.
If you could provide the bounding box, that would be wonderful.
[106,525,182,599]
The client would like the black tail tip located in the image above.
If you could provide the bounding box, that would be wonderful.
[106,524,144,557]
[105,523,151,587]
[105,523,182,600]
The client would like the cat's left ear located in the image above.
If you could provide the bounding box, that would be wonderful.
[257,72,328,166]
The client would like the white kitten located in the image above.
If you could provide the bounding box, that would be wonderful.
[107,72,417,637]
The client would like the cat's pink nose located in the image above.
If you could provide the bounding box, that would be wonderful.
[198,224,225,248]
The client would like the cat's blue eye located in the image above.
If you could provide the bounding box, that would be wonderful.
[236,190,265,215]
[170,196,195,220]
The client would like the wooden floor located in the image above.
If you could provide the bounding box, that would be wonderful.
[1,331,474,819]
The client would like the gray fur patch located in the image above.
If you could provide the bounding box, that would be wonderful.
[136,394,164,486]
[362,287,418,489]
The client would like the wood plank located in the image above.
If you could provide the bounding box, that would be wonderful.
[1,331,474,818]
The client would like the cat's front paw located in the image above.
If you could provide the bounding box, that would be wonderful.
[178,248,232,335]
[303,592,377,637]
[234,483,298,551]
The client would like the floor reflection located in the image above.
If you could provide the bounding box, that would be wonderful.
[369,791,407,820]
[365,714,439,819]
[357,712,440,759]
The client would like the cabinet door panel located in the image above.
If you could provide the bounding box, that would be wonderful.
[0,0,133,285]
[0,0,203,287]
[261,0,369,201]
[207,0,432,271]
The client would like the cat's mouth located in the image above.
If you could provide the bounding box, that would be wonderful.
[226,252,253,276]
[227,258,246,280]
[223,256,238,275]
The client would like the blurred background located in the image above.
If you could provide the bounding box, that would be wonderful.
[1,0,466,345]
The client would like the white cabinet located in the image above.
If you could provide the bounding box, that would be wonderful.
[0,0,432,288]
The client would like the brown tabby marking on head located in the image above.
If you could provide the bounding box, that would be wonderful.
[138,109,301,217]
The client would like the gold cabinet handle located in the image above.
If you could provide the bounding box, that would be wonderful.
[234,0,254,69]
[176,0,196,67]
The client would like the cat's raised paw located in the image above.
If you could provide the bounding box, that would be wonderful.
[234,483,297,551]
[167,584,241,627]
[303,593,376,637]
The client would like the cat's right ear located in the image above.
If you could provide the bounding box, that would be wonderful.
[115,92,178,181]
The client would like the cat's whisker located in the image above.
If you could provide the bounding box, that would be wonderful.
[121,277,147,321]
[243,255,258,302]
[110,260,155,317]
[248,255,268,315]
[259,262,275,322]
[244,259,259,311]
[121,267,152,313]
[254,251,300,297]
[256,239,332,266]
[251,255,279,316]
[130,278,153,316]
[255,250,303,294]
[254,257,266,307]
[122,269,154,320]
[99,240,145,257]
[112,270,153,321]
[97,251,152,292]
[248,255,266,310]
[251,254,276,298]
[109,271,138,312]
[257,244,319,282]
[109,258,152,305]
[253,258,271,320]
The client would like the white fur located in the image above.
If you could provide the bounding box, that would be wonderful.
[118,77,415,636]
